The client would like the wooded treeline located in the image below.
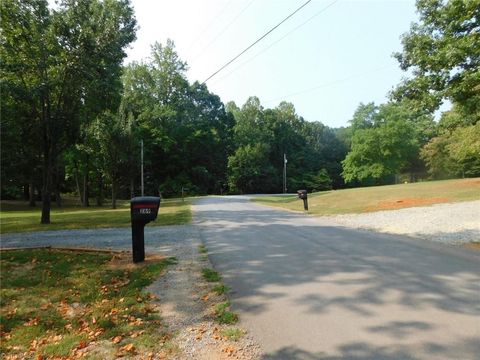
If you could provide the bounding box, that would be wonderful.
[1,0,479,223]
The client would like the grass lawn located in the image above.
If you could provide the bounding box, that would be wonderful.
[253,177,480,215]
[0,197,191,234]
[0,248,177,359]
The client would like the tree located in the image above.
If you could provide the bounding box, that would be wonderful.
[393,0,480,118]
[227,144,276,193]
[1,0,136,222]
[342,102,429,184]
[91,111,131,208]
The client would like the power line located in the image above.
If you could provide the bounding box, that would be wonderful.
[210,0,340,86]
[263,65,394,104]
[192,0,256,64]
[202,0,312,84]
[186,0,235,53]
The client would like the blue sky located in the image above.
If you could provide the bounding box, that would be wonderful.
[125,0,419,128]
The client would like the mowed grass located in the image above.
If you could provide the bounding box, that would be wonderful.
[254,177,480,215]
[0,197,191,234]
[0,248,177,359]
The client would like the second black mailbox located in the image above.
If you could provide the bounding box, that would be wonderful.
[130,196,161,263]
[297,190,308,211]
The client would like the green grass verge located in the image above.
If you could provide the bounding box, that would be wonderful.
[214,301,238,325]
[212,284,230,295]
[0,197,192,234]
[202,268,222,282]
[220,328,244,341]
[0,248,176,359]
[253,177,480,215]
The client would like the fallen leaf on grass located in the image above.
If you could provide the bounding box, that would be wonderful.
[76,341,88,350]
[112,336,122,344]
[24,317,39,326]
[201,294,210,301]
[130,330,145,338]
[7,308,17,317]
[120,343,135,353]
[52,334,63,343]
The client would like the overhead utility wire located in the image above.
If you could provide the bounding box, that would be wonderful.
[263,65,394,104]
[210,0,340,86]
[187,0,235,52]
[202,0,312,84]
[192,0,256,63]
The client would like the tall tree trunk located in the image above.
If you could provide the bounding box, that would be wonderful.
[55,165,62,207]
[74,166,83,205]
[23,184,29,201]
[111,180,117,209]
[41,86,52,224]
[29,182,36,207]
[83,162,89,207]
[96,174,104,206]
[41,155,52,224]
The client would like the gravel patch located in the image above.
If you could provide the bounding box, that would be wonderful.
[329,200,480,245]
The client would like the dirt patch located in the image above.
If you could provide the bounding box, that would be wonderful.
[107,252,166,270]
[367,197,449,211]
[462,242,480,251]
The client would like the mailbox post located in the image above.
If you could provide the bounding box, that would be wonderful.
[297,190,308,211]
[130,196,161,263]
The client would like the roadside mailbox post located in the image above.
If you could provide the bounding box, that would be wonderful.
[130,196,161,263]
[297,190,308,211]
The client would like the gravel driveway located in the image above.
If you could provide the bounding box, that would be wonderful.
[329,200,480,245]
[0,225,196,255]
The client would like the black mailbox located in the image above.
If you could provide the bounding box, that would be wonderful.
[130,196,161,263]
[297,190,308,211]
[297,190,307,200]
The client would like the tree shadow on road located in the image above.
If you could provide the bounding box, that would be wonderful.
[193,197,480,359]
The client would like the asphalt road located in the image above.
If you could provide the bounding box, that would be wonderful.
[193,196,480,360]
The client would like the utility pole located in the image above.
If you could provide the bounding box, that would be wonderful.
[141,140,144,196]
[283,153,287,193]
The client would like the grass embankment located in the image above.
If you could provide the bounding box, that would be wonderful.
[0,248,177,359]
[254,177,480,215]
[0,198,191,234]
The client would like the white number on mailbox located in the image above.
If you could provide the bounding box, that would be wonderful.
[139,208,151,214]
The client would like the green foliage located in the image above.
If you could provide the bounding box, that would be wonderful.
[342,101,430,183]
[226,98,347,193]
[304,169,332,191]
[228,143,276,193]
[0,0,136,221]
[393,0,480,118]
[120,42,233,196]
[422,122,480,178]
